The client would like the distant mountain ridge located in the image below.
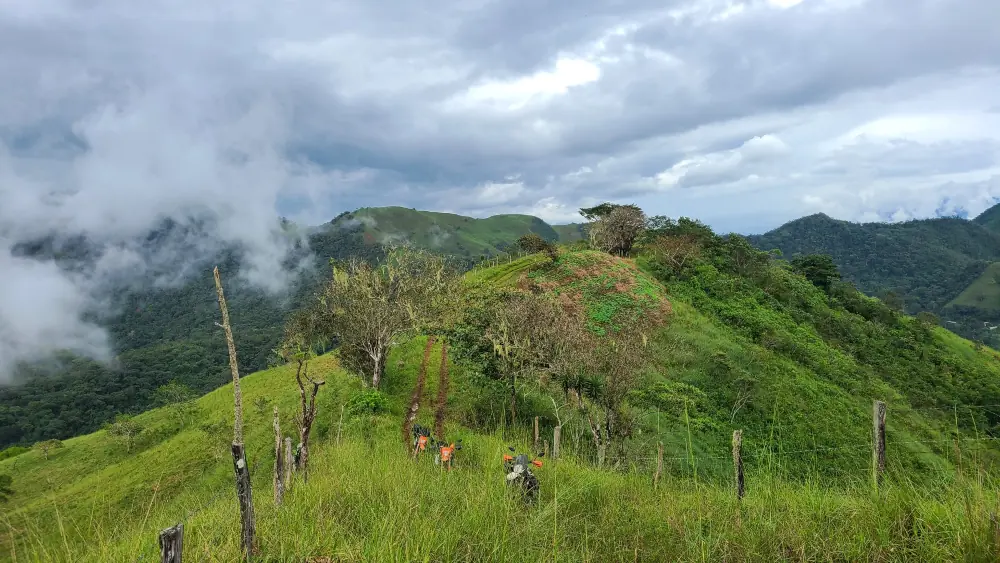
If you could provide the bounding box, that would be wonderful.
[750,202,1000,346]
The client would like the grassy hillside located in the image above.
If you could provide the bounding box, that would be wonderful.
[335,207,559,259]
[1,207,560,450]
[749,210,1000,348]
[973,201,1000,232]
[947,262,1000,311]
[6,236,1000,560]
[551,223,586,243]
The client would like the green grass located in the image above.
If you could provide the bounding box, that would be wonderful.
[947,262,1000,311]
[3,347,999,561]
[6,251,1000,561]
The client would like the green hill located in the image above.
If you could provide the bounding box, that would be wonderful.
[0,208,561,450]
[749,208,1000,347]
[4,226,1000,560]
[333,207,559,258]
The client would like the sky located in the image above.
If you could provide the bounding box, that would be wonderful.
[1,0,1000,372]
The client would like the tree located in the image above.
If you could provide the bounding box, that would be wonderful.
[646,234,704,278]
[106,414,143,453]
[33,439,63,460]
[152,380,199,427]
[317,246,461,389]
[790,254,841,292]
[588,205,646,256]
[516,233,558,262]
[276,309,326,473]
[0,474,12,503]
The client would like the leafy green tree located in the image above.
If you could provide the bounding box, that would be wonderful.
[790,254,841,292]
[516,233,558,262]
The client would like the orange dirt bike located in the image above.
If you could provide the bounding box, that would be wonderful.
[503,446,544,503]
[411,424,432,458]
[432,438,463,470]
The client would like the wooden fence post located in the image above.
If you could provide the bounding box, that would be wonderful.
[873,400,886,490]
[653,442,664,488]
[533,416,540,450]
[273,406,284,506]
[158,523,183,563]
[732,430,744,500]
[552,426,561,460]
[284,437,293,492]
[213,266,256,557]
[544,439,549,458]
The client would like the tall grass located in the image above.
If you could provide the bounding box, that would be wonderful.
[6,416,1000,562]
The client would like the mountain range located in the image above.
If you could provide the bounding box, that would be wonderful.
[6,201,1000,449]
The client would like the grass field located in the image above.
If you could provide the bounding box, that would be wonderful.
[947,262,1000,311]
[5,249,1000,561]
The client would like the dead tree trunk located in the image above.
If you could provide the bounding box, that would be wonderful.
[433,340,450,439]
[283,437,293,491]
[295,360,325,474]
[732,430,744,500]
[653,442,663,488]
[873,400,886,490]
[213,267,245,444]
[273,407,284,506]
[213,266,255,557]
[158,523,183,563]
[231,443,255,558]
[533,416,540,451]
[403,337,436,445]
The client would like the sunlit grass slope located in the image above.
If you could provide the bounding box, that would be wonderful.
[4,250,1000,560]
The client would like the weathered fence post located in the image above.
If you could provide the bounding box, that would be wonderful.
[533,417,540,450]
[653,442,664,488]
[552,426,561,460]
[544,439,549,458]
[873,400,886,490]
[159,523,183,563]
[337,404,345,446]
[213,266,256,558]
[732,430,744,500]
[284,437,293,491]
[273,406,284,506]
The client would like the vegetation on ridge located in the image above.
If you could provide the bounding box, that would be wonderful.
[3,203,1000,560]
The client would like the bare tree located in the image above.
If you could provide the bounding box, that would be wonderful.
[276,310,326,473]
[33,439,63,460]
[317,247,461,389]
[106,414,143,453]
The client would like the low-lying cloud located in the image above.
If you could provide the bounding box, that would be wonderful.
[0,93,341,379]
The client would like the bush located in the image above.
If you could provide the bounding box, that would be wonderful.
[346,390,391,415]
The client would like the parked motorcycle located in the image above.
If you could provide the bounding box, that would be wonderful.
[411,424,432,458]
[502,446,543,503]
[432,438,463,470]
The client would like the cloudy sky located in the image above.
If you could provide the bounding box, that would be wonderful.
[1,0,999,370]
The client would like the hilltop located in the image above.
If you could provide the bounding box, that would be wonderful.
[3,221,1000,560]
